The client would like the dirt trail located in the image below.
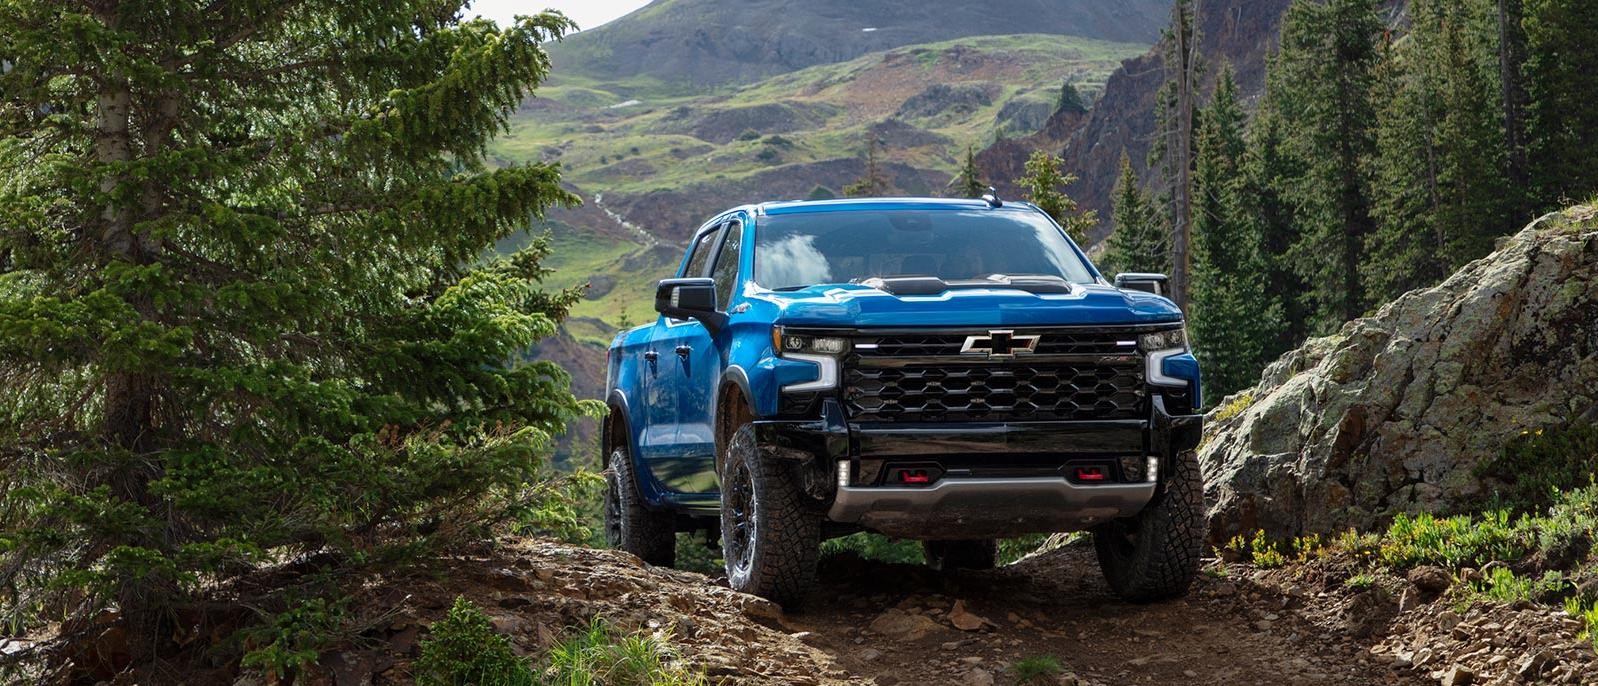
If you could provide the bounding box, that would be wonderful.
[788,541,1424,685]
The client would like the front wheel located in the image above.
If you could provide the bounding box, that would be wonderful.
[720,424,821,608]
[1092,449,1205,602]
[605,447,676,567]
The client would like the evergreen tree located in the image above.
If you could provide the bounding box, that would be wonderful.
[1267,0,1385,331]
[1366,0,1515,302]
[949,145,988,199]
[1524,0,1598,205]
[1245,96,1312,350]
[1103,152,1170,276]
[1058,81,1088,114]
[0,2,589,658]
[844,134,895,197]
[1189,68,1285,398]
[1016,150,1097,244]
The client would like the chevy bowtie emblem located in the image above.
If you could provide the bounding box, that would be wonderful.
[960,330,1040,357]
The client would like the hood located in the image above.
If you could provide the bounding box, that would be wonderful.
[753,283,1183,328]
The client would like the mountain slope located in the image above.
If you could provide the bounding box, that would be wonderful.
[978,0,1294,241]
[546,0,1173,89]
[502,33,1148,341]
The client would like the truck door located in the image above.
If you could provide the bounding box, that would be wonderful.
[661,216,743,495]
[637,223,723,479]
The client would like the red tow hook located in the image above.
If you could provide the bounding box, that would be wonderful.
[901,470,932,485]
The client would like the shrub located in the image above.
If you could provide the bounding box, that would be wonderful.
[1344,573,1377,590]
[1224,530,1289,568]
[1476,423,1598,513]
[1379,511,1531,570]
[415,597,535,686]
[1011,655,1063,684]
[1470,567,1565,604]
[1565,596,1598,652]
[820,533,922,565]
[542,618,705,686]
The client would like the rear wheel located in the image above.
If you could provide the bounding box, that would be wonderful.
[923,539,999,571]
[605,447,676,567]
[1092,449,1205,602]
[721,424,820,608]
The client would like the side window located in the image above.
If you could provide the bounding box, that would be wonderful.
[711,220,743,310]
[681,224,724,278]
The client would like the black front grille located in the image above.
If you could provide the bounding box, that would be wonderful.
[844,362,1145,422]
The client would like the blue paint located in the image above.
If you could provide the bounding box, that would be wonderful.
[606,199,1201,509]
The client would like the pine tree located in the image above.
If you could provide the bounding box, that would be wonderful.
[1247,93,1312,350]
[1016,150,1097,244]
[1058,82,1088,114]
[1267,0,1385,331]
[1524,0,1598,205]
[1189,67,1285,398]
[0,3,589,656]
[844,134,895,197]
[949,145,988,198]
[1366,0,1515,302]
[1103,152,1170,276]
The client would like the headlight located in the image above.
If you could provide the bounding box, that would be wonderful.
[1143,326,1190,387]
[1139,327,1188,352]
[773,327,850,356]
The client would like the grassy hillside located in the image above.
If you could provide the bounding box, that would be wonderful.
[544,0,1171,89]
[498,34,1149,347]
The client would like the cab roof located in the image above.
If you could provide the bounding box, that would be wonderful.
[757,197,1035,216]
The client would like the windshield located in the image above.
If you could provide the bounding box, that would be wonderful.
[753,209,1098,291]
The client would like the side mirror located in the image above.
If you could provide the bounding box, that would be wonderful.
[655,278,728,331]
[1114,272,1170,297]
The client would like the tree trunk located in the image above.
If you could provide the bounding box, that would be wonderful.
[1496,0,1529,206]
[1169,1,1196,310]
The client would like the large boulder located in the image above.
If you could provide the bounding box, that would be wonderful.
[1202,207,1598,543]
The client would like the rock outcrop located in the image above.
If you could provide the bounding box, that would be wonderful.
[1202,207,1598,543]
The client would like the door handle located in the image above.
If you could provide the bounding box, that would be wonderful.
[643,351,659,362]
[675,345,692,357]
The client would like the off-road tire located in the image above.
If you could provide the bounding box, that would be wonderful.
[923,539,999,571]
[605,447,676,567]
[720,424,821,608]
[1092,449,1205,602]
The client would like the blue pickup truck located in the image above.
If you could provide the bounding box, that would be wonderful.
[602,197,1204,607]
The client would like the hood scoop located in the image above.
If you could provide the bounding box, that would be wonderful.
[859,274,1076,296]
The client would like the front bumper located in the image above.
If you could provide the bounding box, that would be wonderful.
[754,396,1202,539]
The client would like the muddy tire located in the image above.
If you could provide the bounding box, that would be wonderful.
[605,446,676,567]
[1092,449,1205,602]
[923,539,999,571]
[720,424,821,608]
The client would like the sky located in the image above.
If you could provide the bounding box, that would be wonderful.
[468,0,652,32]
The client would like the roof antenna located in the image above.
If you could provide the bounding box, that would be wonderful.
[981,186,1003,208]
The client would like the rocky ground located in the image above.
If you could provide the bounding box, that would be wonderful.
[219,534,1592,686]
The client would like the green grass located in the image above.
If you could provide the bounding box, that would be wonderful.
[416,598,706,686]
[1565,596,1598,651]
[1011,655,1063,684]
[543,618,706,686]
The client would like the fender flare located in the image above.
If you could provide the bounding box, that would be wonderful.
[713,366,757,472]
[603,389,633,469]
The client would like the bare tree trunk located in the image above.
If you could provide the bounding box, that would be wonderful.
[1496,0,1529,204]
[1169,0,1196,309]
